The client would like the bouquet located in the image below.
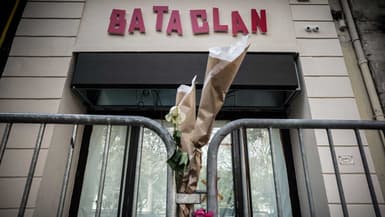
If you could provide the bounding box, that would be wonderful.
[166,36,250,217]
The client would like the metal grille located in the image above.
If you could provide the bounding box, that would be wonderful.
[206,119,385,217]
[0,113,176,217]
[0,113,384,217]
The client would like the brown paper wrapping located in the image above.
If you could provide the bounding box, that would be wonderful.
[175,77,196,216]
[186,45,249,194]
[174,37,249,217]
[175,77,196,156]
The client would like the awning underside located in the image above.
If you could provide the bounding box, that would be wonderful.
[71,52,300,112]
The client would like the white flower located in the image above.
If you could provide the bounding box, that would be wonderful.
[165,106,186,126]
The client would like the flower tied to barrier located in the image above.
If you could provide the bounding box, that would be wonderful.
[193,208,214,217]
[165,106,185,145]
[165,37,249,217]
[165,106,189,173]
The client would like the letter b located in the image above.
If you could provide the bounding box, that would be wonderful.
[108,9,127,35]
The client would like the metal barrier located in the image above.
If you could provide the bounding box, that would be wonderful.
[206,119,385,217]
[0,113,176,217]
[1,114,384,217]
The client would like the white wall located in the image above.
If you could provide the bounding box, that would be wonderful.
[0,0,384,217]
[290,0,385,216]
[0,1,85,217]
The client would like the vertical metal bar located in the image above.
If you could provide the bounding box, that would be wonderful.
[239,129,249,216]
[166,132,177,217]
[18,124,46,217]
[131,126,143,217]
[0,123,12,164]
[118,126,131,217]
[241,127,253,217]
[121,126,143,217]
[207,136,220,217]
[268,128,282,217]
[166,164,177,217]
[326,129,349,217]
[56,125,78,217]
[239,128,252,217]
[95,125,112,217]
[231,129,245,217]
[297,128,316,217]
[354,129,382,217]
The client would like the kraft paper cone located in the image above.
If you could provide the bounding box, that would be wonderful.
[173,37,249,216]
[186,36,250,194]
[173,76,196,181]
[176,76,197,156]
[192,37,249,147]
[175,76,197,217]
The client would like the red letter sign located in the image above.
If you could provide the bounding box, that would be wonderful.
[108,9,126,35]
[128,8,145,33]
[251,9,267,33]
[231,11,249,36]
[190,10,209,34]
[167,10,183,36]
[153,6,168,32]
[213,8,228,33]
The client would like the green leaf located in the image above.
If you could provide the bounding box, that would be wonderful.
[173,130,181,147]
[167,148,189,173]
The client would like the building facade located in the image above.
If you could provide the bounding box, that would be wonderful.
[0,0,384,217]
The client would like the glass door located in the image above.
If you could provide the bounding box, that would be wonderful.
[76,125,128,217]
[75,125,169,217]
[197,127,294,217]
[245,128,292,217]
[74,122,295,217]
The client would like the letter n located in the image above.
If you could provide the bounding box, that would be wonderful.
[251,9,267,33]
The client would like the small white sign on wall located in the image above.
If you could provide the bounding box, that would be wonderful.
[338,154,355,165]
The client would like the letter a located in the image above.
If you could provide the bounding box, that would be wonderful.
[232,11,249,36]
[167,10,183,36]
[128,8,146,33]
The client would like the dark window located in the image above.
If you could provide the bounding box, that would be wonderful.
[0,0,27,76]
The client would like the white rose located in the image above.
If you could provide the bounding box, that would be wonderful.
[165,106,186,126]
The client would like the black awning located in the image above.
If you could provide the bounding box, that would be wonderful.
[71,52,300,112]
